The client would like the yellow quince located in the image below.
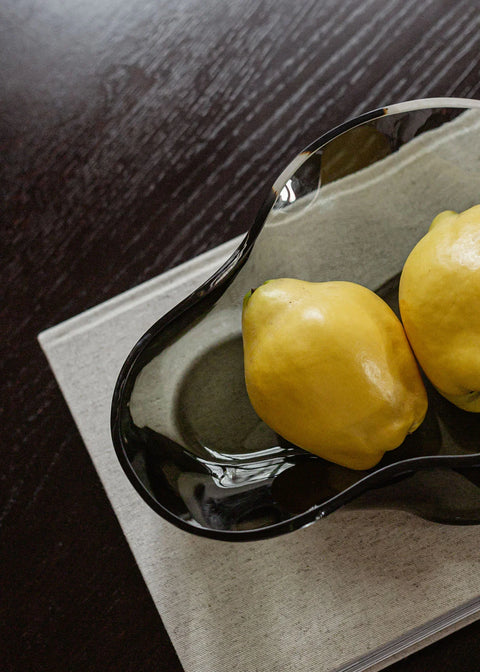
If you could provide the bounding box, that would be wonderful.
[399,204,480,411]
[242,278,427,470]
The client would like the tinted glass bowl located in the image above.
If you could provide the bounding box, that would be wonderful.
[111,98,480,540]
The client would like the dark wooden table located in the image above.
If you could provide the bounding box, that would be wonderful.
[2,1,480,669]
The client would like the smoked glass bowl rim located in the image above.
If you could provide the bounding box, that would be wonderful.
[111,97,480,541]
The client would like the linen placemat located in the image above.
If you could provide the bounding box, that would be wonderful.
[39,110,480,672]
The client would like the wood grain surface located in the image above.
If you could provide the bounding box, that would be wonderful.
[2,0,480,670]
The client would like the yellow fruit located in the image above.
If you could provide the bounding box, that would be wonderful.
[242,279,427,470]
[399,204,480,411]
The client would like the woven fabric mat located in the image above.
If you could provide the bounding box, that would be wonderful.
[39,110,480,672]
